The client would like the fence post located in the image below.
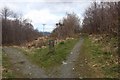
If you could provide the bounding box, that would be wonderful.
[48,39,55,54]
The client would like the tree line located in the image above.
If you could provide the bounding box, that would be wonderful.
[82,2,119,37]
[51,2,119,40]
[1,2,119,45]
[1,7,42,45]
[51,12,81,39]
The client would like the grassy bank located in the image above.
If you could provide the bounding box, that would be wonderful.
[20,38,79,69]
[81,35,119,78]
[2,50,16,78]
[2,50,25,78]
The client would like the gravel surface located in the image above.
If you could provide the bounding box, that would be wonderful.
[3,47,48,78]
[46,38,84,78]
[59,38,84,78]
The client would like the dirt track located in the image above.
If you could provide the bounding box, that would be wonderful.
[45,38,84,78]
[59,38,84,78]
[3,47,47,78]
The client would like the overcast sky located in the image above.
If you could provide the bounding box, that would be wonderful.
[0,0,106,32]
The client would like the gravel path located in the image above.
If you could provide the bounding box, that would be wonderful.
[47,38,84,78]
[59,38,84,78]
[3,47,48,78]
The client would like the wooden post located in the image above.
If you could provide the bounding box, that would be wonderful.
[48,39,55,54]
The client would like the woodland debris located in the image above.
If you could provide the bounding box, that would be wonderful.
[26,36,48,49]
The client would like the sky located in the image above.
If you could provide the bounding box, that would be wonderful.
[0,0,115,32]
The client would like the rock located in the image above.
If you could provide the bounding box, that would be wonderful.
[62,61,67,65]
[66,37,71,40]
[85,59,88,63]
[41,46,46,49]
[4,53,7,56]
[72,68,74,70]
[79,77,83,79]
[28,66,31,69]
[92,64,97,67]
[71,38,74,40]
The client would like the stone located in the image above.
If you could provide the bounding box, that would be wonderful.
[62,61,67,65]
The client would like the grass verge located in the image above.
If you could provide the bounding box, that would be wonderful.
[82,35,119,78]
[2,49,25,78]
[20,38,79,69]
[2,50,16,78]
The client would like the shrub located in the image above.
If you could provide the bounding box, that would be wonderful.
[59,41,64,45]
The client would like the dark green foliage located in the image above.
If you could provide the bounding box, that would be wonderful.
[59,41,65,45]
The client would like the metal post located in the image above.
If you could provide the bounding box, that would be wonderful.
[42,24,46,36]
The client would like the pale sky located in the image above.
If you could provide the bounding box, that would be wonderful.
[0,0,112,32]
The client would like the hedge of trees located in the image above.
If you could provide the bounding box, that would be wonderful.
[51,13,81,39]
[1,7,42,45]
[51,2,119,39]
[82,2,119,37]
